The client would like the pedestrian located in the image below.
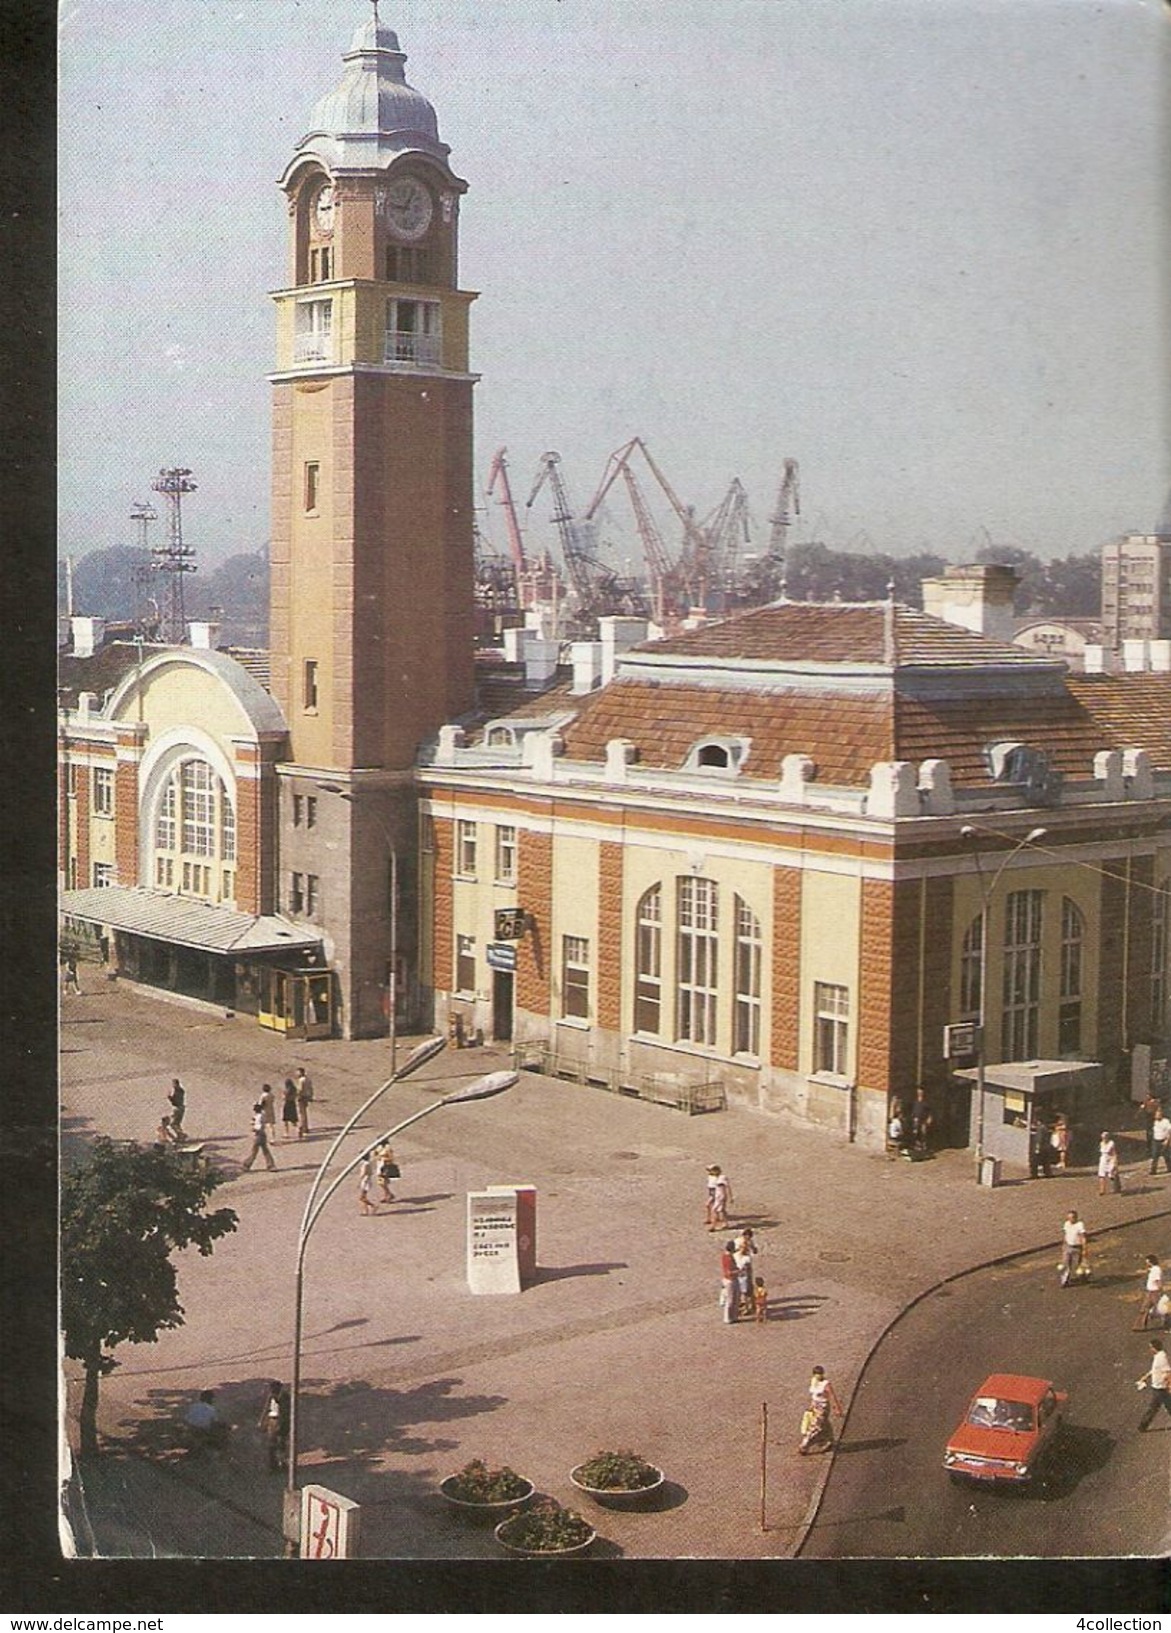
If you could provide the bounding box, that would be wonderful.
[888,1100,910,1157]
[719,1239,740,1324]
[1029,1118,1053,1179]
[62,955,82,996]
[1149,1106,1171,1176]
[376,1141,400,1203]
[798,1365,842,1455]
[706,1165,732,1231]
[259,1082,276,1139]
[241,1100,277,1172]
[1051,1113,1071,1171]
[281,1077,300,1139]
[156,1114,179,1146]
[168,1078,186,1139]
[183,1389,226,1450]
[1059,1209,1088,1286]
[753,1275,769,1324]
[1136,1339,1171,1432]
[1135,1255,1165,1331]
[910,1090,933,1154]
[1097,1132,1121,1195]
[1156,1291,1171,1331]
[358,1153,378,1215]
[1140,1094,1161,1162]
[734,1226,758,1308]
[295,1067,314,1138]
[258,1380,289,1470]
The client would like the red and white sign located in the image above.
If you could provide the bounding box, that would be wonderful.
[300,1485,361,1559]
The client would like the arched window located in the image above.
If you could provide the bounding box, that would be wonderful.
[960,913,983,1019]
[152,757,237,905]
[697,744,729,768]
[1058,898,1084,1056]
[1002,890,1043,1061]
[677,876,719,1045]
[634,885,662,1035]
[733,897,762,1056]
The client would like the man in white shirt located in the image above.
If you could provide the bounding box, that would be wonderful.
[1135,1255,1165,1330]
[1149,1108,1171,1175]
[1059,1210,1088,1286]
[1137,1339,1171,1431]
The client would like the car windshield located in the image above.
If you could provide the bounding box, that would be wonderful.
[967,1396,1034,1433]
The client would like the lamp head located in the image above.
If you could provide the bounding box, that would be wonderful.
[1026,827,1048,845]
[394,1036,447,1080]
[442,1070,518,1106]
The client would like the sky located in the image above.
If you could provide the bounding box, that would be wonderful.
[58,0,1170,574]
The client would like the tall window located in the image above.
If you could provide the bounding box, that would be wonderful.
[181,761,215,856]
[92,767,114,815]
[153,758,235,903]
[456,934,476,994]
[290,872,305,915]
[634,885,662,1035]
[295,297,333,363]
[1058,898,1084,1055]
[733,897,762,1056]
[813,982,850,1076]
[221,788,236,863]
[92,861,114,888]
[155,778,176,851]
[960,913,984,1018]
[456,820,478,876]
[561,935,590,1021]
[305,874,319,918]
[495,825,517,884]
[1003,890,1044,1061]
[304,462,321,512]
[303,660,319,711]
[386,298,441,366]
[1153,881,1171,1035]
[676,876,719,1045]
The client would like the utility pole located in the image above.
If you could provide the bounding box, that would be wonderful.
[149,469,198,644]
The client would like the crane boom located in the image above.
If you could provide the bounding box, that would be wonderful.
[486,447,527,575]
[767,459,801,559]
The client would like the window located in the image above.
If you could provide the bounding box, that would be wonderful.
[92,766,114,815]
[155,856,173,887]
[152,757,234,902]
[220,789,236,862]
[295,298,333,363]
[960,912,984,1019]
[733,897,762,1056]
[386,298,441,366]
[222,869,234,901]
[303,660,319,711]
[306,874,319,917]
[456,819,477,876]
[1058,898,1084,1055]
[290,872,305,915]
[304,462,321,512]
[676,876,719,1045]
[306,796,317,830]
[387,244,432,284]
[292,793,304,827]
[1003,890,1043,1061]
[181,760,215,857]
[698,744,730,768]
[634,885,662,1035]
[65,763,77,795]
[813,982,850,1077]
[92,861,114,888]
[495,825,517,884]
[155,777,177,851]
[1153,882,1171,1035]
[456,933,476,994]
[562,935,590,1021]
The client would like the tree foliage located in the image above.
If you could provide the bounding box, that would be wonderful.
[61,1138,238,1454]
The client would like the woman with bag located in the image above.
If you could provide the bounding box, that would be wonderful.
[376,1142,401,1203]
[798,1365,842,1455]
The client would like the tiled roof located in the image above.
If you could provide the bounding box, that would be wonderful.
[57,642,161,707]
[1067,673,1171,768]
[641,602,1046,668]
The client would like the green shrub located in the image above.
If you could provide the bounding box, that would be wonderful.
[574,1449,660,1491]
[445,1458,531,1503]
[498,1499,593,1552]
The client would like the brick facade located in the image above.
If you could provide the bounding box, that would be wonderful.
[771,866,802,1069]
[857,878,895,1095]
[234,772,262,916]
[516,829,552,1015]
[920,873,955,1093]
[114,735,140,886]
[596,841,624,1032]
[74,763,91,887]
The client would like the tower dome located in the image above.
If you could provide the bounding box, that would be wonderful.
[291,11,450,176]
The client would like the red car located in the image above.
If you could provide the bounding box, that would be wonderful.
[943,1373,1067,1485]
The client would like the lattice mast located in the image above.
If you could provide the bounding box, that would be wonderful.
[149,468,198,644]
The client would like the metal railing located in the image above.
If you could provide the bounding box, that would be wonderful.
[385,330,441,367]
[511,1041,726,1114]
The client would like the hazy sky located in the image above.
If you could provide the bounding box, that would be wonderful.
[59,0,1169,574]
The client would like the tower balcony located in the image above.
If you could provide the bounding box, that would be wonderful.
[384,328,442,368]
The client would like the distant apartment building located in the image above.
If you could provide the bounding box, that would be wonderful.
[1101,533,1171,649]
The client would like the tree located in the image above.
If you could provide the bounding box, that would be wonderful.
[61,1138,238,1456]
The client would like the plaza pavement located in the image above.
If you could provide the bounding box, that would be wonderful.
[59,977,1171,1561]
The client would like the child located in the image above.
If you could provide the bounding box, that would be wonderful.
[753,1276,768,1323]
[358,1156,377,1216]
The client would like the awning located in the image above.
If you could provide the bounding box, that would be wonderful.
[60,887,322,957]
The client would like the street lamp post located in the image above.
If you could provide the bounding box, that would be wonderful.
[960,823,1048,1180]
[285,1035,517,1535]
[317,782,398,1071]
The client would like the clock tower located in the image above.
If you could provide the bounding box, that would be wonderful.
[270,9,477,1037]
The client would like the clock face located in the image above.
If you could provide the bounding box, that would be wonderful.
[387,177,433,242]
[314,184,335,232]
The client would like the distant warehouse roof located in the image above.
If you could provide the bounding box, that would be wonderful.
[60,887,319,956]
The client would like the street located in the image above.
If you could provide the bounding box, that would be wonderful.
[801,1223,1171,1558]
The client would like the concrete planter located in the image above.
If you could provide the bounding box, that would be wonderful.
[569,1462,666,1510]
[439,1473,534,1523]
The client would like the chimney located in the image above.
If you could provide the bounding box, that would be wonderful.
[599,616,650,684]
[187,620,221,650]
[921,563,1018,645]
[523,638,560,688]
[570,641,602,695]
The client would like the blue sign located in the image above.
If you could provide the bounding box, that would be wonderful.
[486,943,517,972]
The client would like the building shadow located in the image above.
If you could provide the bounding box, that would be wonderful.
[835,1436,907,1455]
[533,1261,628,1283]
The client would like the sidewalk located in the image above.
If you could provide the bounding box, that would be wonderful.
[60,980,1171,1559]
